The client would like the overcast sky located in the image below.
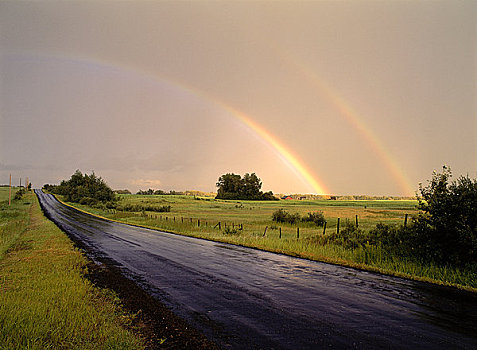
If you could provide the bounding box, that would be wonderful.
[1,1,475,195]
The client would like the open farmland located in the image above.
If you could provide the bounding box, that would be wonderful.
[69,194,418,240]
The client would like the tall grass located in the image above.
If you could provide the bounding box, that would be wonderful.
[63,194,476,291]
[0,189,144,349]
[0,187,29,260]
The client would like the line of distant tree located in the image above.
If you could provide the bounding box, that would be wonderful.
[113,189,217,197]
[43,171,175,212]
[136,189,184,195]
[215,173,278,200]
[277,194,416,200]
[114,189,132,195]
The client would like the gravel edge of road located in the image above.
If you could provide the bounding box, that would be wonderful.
[84,259,221,350]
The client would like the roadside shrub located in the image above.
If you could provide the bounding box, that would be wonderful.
[410,167,477,266]
[301,211,325,226]
[369,223,402,247]
[326,220,366,249]
[14,188,25,200]
[79,197,99,207]
[223,227,239,235]
[361,167,477,267]
[105,201,117,209]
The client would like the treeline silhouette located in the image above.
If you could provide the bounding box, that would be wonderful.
[136,189,184,195]
[215,173,278,200]
[44,170,115,206]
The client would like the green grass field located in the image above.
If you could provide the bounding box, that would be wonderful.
[0,186,15,202]
[71,194,418,244]
[63,194,476,291]
[0,188,144,349]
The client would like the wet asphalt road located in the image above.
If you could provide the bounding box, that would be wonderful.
[36,190,477,349]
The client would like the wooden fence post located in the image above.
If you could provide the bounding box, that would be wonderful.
[8,174,12,206]
[198,219,200,227]
[263,226,268,237]
[8,174,11,206]
[355,215,358,227]
[337,218,340,235]
[279,227,282,239]
[181,217,183,223]
[219,222,221,230]
[323,221,327,235]
[297,227,300,239]
[404,214,408,227]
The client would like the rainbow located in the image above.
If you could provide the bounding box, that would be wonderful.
[6,52,330,194]
[226,110,329,194]
[275,50,415,196]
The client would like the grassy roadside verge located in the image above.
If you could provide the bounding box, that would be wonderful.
[59,195,476,293]
[0,190,144,349]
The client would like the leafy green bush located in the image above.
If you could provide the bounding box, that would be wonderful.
[301,211,325,226]
[272,209,326,226]
[79,197,99,207]
[410,166,477,266]
[363,167,477,267]
[271,209,301,224]
[325,220,366,249]
[14,188,25,201]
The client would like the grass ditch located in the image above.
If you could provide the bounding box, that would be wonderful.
[59,194,477,292]
[0,189,144,349]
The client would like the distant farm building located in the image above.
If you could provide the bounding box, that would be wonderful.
[281,196,293,200]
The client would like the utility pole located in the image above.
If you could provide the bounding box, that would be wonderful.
[9,174,12,206]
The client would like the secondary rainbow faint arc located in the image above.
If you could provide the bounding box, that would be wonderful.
[8,52,331,195]
[278,53,415,196]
